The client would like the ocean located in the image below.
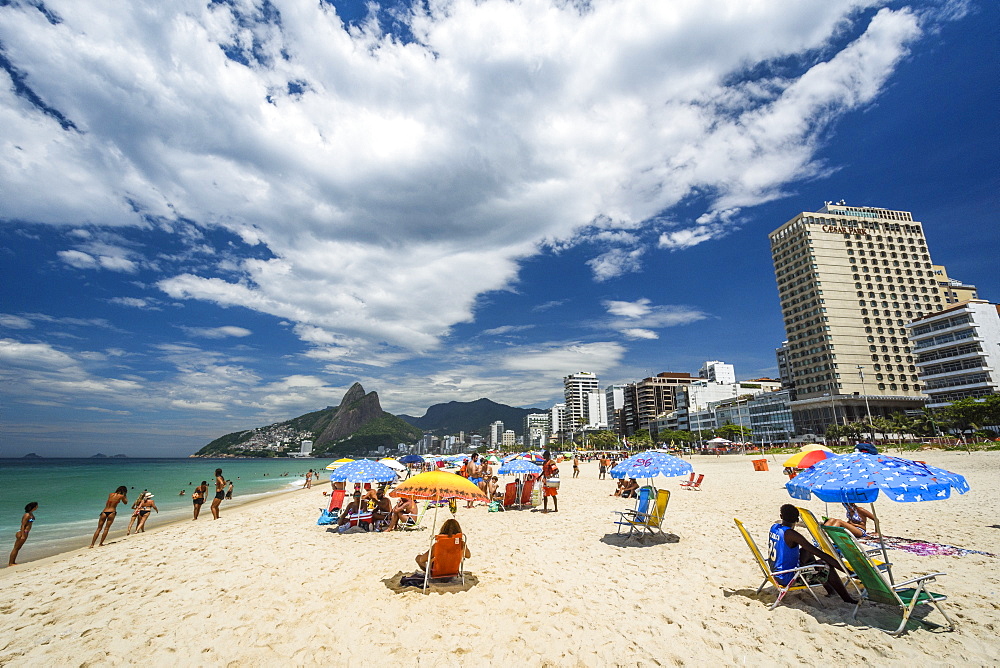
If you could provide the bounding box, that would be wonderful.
[1,458,327,563]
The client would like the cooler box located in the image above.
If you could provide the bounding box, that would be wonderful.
[752,459,769,472]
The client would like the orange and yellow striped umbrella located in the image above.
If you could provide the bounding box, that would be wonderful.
[783,449,833,469]
[389,470,488,502]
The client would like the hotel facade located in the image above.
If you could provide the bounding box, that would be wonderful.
[769,203,945,435]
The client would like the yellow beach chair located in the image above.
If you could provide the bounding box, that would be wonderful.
[795,506,887,597]
[734,518,825,610]
[620,489,669,537]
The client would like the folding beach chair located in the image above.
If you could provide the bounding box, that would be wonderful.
[679,472,696,487]
[613,485,653,534]
[681,474,704,491]
[423,533,467,592]
[823,526,956,635]
[519,477,535,507]
[401,502,429,531]
[502,482,518,509]
[620,489,669,537]
[327,489,346,513]
[734,518,825,610]
[795,506,889,578]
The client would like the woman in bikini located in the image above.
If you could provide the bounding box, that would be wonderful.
[823,502,877,538]
[91,486,128,548]
[8,502,37,566]
[134,493,158,533]
[210,469,225,520]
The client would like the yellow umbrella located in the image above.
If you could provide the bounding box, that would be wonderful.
[390,470,487,503]
[390,471,487,593]
[800,443,832,452]
[325,457,354,471]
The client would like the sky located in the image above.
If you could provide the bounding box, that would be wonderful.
[1,0,996,457]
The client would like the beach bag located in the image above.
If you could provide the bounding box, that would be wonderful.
[544,477,561,489]
[316,509,337,525]
[488,500,502,512]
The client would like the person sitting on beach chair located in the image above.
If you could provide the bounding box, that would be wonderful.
[415,519,470,579]
[384,496,418,532]
[824,502,877,539]
[337,492,371,531]
[770,504,857,604]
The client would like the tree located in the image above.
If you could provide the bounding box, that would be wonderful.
[628,430,653,449]
[587,430,619,449]
[717,423,751,441]
[941,397,987,439]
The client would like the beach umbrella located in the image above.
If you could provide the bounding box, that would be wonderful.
[782,449,833,469]
[389,471,488,592]
[324,457,354,471]
[610,451,693,482]
[498,460,542,475]
[379,458,406,471]
[800,443,832,452]
[329,459,398,484]
[854,442,879,454]
[399,454,424,464]
[786,453,970,582]
[485,455,500,464]
[706,437,731,444]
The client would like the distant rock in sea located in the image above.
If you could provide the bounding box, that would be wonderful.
[90,453,108,458]
[22,452,43,459]
[111,454,128,458]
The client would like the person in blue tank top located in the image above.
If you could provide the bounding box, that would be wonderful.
[768,504,857,603]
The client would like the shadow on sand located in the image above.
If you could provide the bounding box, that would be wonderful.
[599,532,679,547]
[382,571,480,594]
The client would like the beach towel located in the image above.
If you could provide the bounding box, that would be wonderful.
[316,509,337,525]
[860,535,996,558]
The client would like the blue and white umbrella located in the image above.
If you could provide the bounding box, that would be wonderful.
[498,460,542,475]
[399,454,424,465]
[785,453,970,504]
[786,452,970,584]
[329,459,399,484]
[610,451,693,480]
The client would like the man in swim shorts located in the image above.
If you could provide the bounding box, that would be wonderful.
[466,453,483,508]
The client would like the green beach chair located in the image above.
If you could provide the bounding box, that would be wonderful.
[795,506,887,599]
[823,525,956,636]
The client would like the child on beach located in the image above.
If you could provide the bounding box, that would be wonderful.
[192,481,207,520]
[8,502,37,566]
[91,486,128,548]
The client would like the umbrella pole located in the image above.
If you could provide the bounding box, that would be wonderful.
[423,498,440,594]
[869,503,893,585]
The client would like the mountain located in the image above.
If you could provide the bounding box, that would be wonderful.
[194,383,422,457]
[22,452,43,459]
[399,398,549,436]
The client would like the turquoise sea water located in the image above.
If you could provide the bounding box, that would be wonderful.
[0,458,325,563]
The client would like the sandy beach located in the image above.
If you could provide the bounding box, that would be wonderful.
[1,451,998,666]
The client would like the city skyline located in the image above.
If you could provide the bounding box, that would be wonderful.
[1,1,996,456]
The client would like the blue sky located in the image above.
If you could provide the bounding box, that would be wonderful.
[1,0,996,456]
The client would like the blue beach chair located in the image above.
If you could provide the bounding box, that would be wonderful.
[613,485,653,534]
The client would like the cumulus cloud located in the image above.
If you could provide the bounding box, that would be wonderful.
[0,0,934,358]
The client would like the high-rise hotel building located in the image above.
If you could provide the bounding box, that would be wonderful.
[769,202,944,435]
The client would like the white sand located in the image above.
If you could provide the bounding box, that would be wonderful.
[1,451,998,666]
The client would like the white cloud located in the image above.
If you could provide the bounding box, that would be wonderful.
[0,314,34,329]
[0,0,933,357]
[109,297,156,309]
[499,341,626,374]
[183,325,253,339]
[621,328,659,340]
[604,299,653,319]
[481,325,535,336]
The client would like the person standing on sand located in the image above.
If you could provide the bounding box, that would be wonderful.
[225,480,234,500]
[134,493,158,533]
[599,454,610,479]
[466,453,483,508]
[211,469,225,520]
[91,486,128,548]
[304,470,313,489]
[572,455,580,479]
[192,481,207,520]
[541,450,559,513]
[8,502,37,566]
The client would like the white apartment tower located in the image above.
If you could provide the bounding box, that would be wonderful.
[699,361,735,384]
[907,300,1000,407]
[563,372,600,430]
[770,202,943,435]
[488,420,504,447]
